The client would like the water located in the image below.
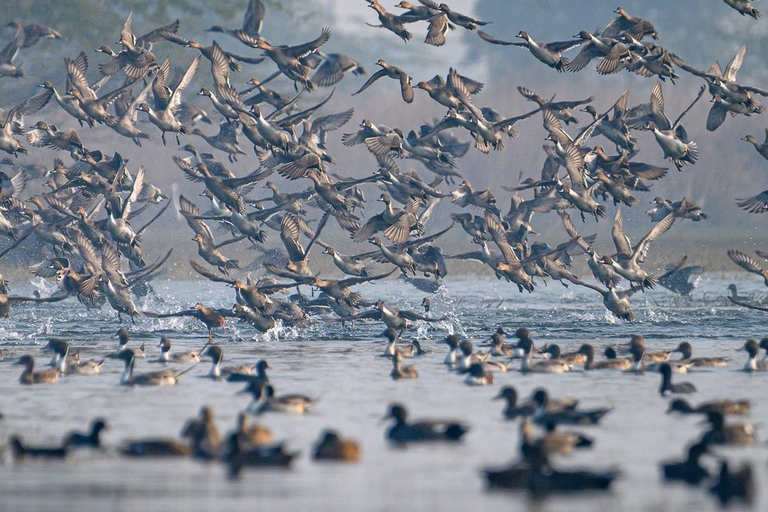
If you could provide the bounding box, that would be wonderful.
[0,276,766,511]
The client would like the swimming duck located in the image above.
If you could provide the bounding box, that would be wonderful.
[540,344,586,365]
[118,350,188,386]
[517,337,569,373]
[442,334,461,365]
[412,340,434,356]
[464,362,493,385]
[709,461,755,505]
[10,436,68,461]
[383,404,468,444]
[624,334,671,362]
[661,441,710,485]
[578,344,632,370]
[241,381,315,415]
[231,412,273,448]
[157,336,201,363]
[121,439,191,457]
[391,350,418,380]
[494,386,535,420]
[16,355,58,384]
[181,406,221,459]
[701,412,755,446]
[667,398,750,416]
[380,327,413,358]
[312,430,360,462]
[671,341,729,367]
[111,328,146,359]
[536,421,594,455]
[48,339,106,375]
[740,339,768,372]
[65,419,108,449]
[226,433,298,477]
[531,390,609,426]
[204,345,253,381]
[658,363,696,395]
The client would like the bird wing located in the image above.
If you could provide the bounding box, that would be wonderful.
[168,55,201,114]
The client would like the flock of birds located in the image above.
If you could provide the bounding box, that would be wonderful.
[0,0,767,504]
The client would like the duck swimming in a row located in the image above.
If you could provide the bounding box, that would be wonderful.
[739,338,768,371]
[241,381,315,415]
[577,343,632,370]
[464,362,493,385]
[157,336,201,363]
[119,350,191,386]
[16,355,58,384]
[671,341,729,367]
[383,404,468,444]
[312,430,360,462]
[658,363,697,395]
[667,398,750,416]
[390,349,418,380]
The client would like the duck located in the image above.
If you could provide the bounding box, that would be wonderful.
[137,55,201,145]
[701,412,755,446]
[661,441,710,485]
[709,461,755,505]
[312,430,360,462]
[477,30,582,72]
[456,339,487,369]
[48,339,106,375]
[623,334,671,362]
[517,337,569,373]
[204,345,254,381]
[241,381,315,414]
[381,327,413,358]
[157,336,201,363]
[118,350,188,386]
[352,60,413,104]
[494,386,535,420]
[464,362,493,385]
[740,339,768,371]
[111,327,146,359]
[578,344,633,370]
[226,433,298,476]
[65,419,108,449]
[383,404,468,444]
[536,421,594,455]
[658,363,697,395]
[16,355,58,384]
[723,0,762,19]
[320,244,369,277]
[671,341,729,367]
[630,344,691,374]
[231,412,273,448]
[742,125,768,161]
[390,350,418,380]
[442,333,461,365]
[667,398,750,416]
[540,344,586,365]
[531,390,610,426]
[181,406,221,459]
[121,439,191,457]
[10,436,68,461]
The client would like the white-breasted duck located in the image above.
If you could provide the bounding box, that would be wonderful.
[464,362,493,385]
[241,381,315,415]
[740,339,768,372]
[157,336,201,363]
[204,345,254,381]
[578,344,632,370]
[530,390,610,426]
[118,350,191,386]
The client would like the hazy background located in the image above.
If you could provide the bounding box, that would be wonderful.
[1,0,767,277]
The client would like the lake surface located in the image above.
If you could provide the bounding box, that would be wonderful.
[0,276,766,511]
